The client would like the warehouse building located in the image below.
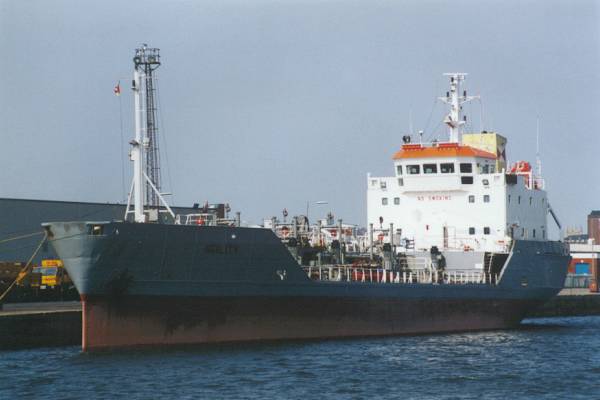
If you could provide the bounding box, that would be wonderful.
[0,198,199,264]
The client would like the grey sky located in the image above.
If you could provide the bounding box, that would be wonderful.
[1,0,598,233]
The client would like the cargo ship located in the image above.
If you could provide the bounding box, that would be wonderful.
[44,47,570,351]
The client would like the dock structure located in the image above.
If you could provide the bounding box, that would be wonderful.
[0,302,81,349]
[528,289,600,318]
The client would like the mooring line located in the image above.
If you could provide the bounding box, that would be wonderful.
[0,231,44,245]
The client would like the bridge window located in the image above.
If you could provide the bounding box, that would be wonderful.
[89,225,104,236]
[407,165,420,174]
[398,178,404,186]
[468,195,475,203]
[371,179,377,186]
[440,163,455,173]
[382,197,388,206]
[484,227,490,235]
[396,165,403,175]
[518,196,521,204]
[529,197,532,206]
[533,229,536,238]
[394,197,400,205]
[508,195,511,203]
[461,176,473,184]
[423,164,437,174]
[469,227,476,235]
[484,195,490,203]
[380,181,387,189]
[460,163,473,173]
[480,164,494,174]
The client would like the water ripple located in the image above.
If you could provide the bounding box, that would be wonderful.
[1,316,600,399]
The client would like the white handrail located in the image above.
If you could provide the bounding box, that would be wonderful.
[303,266,495,286]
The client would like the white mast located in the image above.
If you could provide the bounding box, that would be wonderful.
[130,68,146,222]
[438,73,479,143]
[536,116,542,177]
[125,45,175,223]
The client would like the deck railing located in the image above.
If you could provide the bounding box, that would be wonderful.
[302,266,497,285]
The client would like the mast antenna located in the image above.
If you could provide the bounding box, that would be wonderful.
[536,116,542,177]
[125,44,174,223]
[438,73,479,143]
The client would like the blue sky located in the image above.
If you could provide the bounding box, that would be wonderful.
[1,0,598,233]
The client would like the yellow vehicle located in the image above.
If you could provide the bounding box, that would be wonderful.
[32,259,69,289]
[1,259,77,302]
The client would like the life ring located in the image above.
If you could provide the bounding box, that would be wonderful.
[281,226,290,238]
[329,229,337,237]
[377,233,385,242]
[196,218,205,225]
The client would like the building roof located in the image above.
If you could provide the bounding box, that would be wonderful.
[392,143,497,160]
[589,210,600,217]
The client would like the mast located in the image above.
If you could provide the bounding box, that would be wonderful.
[438,73,478,143]
[536,117,542,177]
[131,67,145,222]
[133,45,162,207]
[125,44,174,223]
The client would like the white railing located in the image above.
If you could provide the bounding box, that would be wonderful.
[175,213,239,227]
[302,266,498,285]
[175,213,217,226]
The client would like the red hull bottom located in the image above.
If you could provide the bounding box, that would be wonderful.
[81,295,540,351]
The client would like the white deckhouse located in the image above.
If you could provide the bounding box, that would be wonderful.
[367,73,551,253]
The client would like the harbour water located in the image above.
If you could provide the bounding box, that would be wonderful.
[2,316,599,399]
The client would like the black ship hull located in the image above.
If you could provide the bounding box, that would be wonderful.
[44,221,570,351]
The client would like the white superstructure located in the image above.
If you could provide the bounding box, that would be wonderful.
[367,74,549,253]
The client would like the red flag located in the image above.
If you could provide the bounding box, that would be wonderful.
[114,82,121,96]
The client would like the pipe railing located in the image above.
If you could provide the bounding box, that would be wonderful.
[303,266,498,285]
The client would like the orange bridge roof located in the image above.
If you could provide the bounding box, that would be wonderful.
[392,143,497,160]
